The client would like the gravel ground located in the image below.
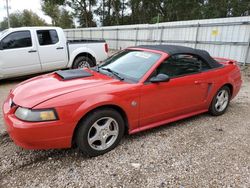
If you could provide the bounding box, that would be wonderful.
[0,68,249,187]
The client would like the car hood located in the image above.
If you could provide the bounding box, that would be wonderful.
[11,71,118,108]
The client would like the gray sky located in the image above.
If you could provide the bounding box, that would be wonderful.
[0,0,51,23]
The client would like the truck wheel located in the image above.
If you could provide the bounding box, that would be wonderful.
[75,108,125,157]
[209,86,231,116]
[72,56,95,69]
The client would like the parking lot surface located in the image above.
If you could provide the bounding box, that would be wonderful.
[0,69,249,187]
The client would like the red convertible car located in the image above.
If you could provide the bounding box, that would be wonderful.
[3,45,242,156]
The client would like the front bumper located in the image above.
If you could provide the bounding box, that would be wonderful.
[2,98,74,150]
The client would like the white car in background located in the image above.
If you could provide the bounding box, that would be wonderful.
[0,27,108,79]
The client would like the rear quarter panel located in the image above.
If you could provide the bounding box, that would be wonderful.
[205,62,242,105]
[67,43,108,68]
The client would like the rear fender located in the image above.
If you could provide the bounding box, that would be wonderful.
[207,64,241,103]
[67,47,97,68]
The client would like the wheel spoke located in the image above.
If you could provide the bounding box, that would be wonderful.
[215,102,220,110]
[221,100,226,106]
[216,95,221,101]
[109,129,118,136]
[100,137,107,149]
[89,134,101,145]
[220,90,225,97]
[103,118,113,129]
[223,94,229,102]
[93,122,102,133]
[217,95,223,102]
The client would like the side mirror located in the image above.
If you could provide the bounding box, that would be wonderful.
[150,73,170,83]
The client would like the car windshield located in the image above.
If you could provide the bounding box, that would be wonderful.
[99,50,161,82]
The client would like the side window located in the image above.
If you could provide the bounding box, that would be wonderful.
[156,54,211,78]
[37,30,59,46]
[200,59,211,71]
[1,31,32,49]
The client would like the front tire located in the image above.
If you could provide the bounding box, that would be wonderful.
[72,56,95,69]
[75,108,125,157]
[209,86,231,116]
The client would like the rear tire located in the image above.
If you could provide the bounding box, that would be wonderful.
[209,86,231,116]
[72,56,95,69]
[75,108,125,157]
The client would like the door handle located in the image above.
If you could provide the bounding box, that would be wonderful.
[28,50,37,53]
[56,47,64,50]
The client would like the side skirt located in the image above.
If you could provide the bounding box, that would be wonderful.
[129,109,208,134]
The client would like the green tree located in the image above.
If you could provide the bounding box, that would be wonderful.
[95,0,129,26]
[41,0,74,28]
[0,10,47,30]
[66,0,97,27]
[202,0,250,18]
[38,0,250,27]
[58,8,75,28]
[41,0,60,25]
[129,0,161,24]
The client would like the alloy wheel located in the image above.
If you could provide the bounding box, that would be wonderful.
[87,117,119,151]
[215,89,229,112]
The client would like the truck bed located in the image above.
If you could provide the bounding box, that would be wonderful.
[67,39,106,44]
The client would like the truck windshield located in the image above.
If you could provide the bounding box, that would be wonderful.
[99,50,161,82]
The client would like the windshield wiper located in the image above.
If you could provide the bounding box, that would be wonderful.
[101,68,124,80]
[91,64,101,72]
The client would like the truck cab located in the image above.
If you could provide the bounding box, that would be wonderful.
[0,27,108,79]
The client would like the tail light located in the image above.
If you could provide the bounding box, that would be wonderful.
[105,43,108,53]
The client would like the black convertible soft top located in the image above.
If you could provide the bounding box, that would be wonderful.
[134,45,222,68]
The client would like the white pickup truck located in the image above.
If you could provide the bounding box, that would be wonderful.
[0,27,108,79]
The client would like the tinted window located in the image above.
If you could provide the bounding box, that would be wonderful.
[1,31,32,49]
[37,30,59,45]
[156,54,211,78]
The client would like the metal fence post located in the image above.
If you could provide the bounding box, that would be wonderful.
[116,28,119,50]
[148,26,153,44]
[194,23,200,49]
[65,30,68,40]
[135,27,139,46]
[73,30,75,40]
[159,26,164,44]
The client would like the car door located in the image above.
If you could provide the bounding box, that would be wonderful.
[36,29,68,71]
[0,30,41,78]
[139,54,212,127]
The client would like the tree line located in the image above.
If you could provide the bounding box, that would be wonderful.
[1,0,249,30]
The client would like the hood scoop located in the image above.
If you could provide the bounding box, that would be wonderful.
[55,69,93,80]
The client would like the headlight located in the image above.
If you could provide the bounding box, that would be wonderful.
[15,107,58,122]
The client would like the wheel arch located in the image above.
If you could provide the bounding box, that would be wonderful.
[72,52,96,67]
[221,83,233,98]
[68,47,97,68]
[71,104,129,147]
